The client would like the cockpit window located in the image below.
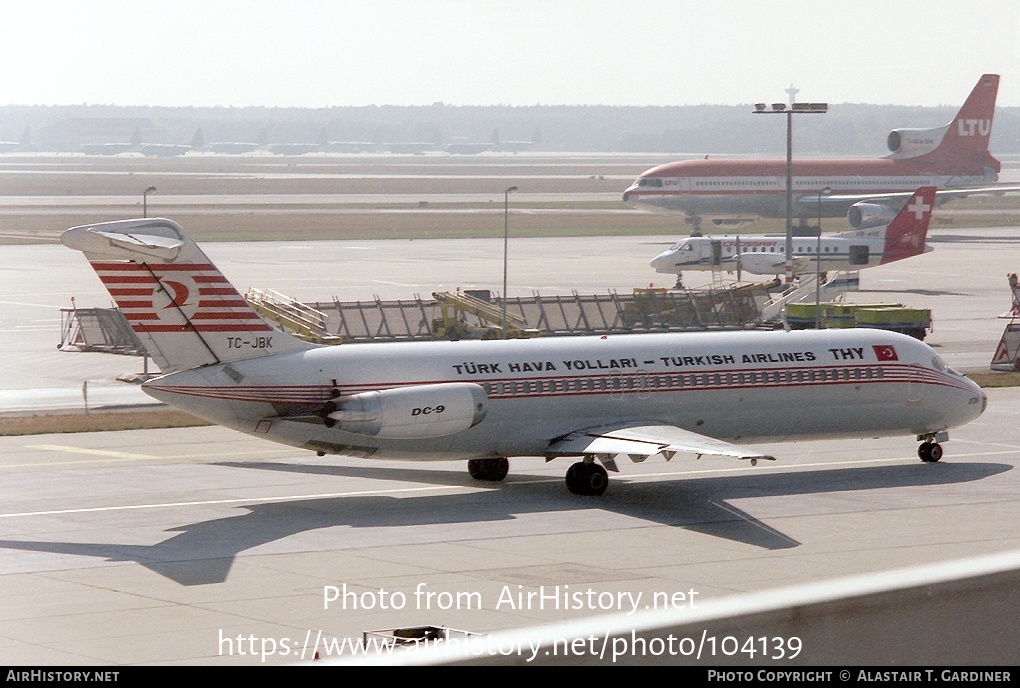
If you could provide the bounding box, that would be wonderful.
[638,178,664,188]
[669,242,693,252]
[931,355,962,376]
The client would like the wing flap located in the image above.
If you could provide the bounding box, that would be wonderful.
[547,423,775,463]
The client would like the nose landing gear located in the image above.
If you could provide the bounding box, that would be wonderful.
[918,441,943,463]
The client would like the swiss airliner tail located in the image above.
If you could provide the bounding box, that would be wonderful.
[879,186,937,265]
[61,218,314,374]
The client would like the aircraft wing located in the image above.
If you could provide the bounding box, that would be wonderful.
[728,253,810,275]
[796,184,1020,210]
[546,423,775,470]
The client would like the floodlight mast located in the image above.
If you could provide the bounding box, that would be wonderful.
[501,185,518,339]
[752,102,828,283]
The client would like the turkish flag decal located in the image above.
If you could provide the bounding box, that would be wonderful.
[873,345,899,361]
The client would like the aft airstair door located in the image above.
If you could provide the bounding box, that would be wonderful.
[710,240,722,266]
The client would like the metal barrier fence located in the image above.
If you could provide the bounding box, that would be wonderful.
[59,305,146,355]
[312,283,775,343]
[58,282,777,353]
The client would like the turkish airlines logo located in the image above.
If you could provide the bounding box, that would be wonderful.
[161,280,192,308]
[957,119,991,137]
[873,345,899,361]
[152,275,199,320]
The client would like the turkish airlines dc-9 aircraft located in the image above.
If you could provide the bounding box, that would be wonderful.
[623,75,1010,230]
[63,219,986,495]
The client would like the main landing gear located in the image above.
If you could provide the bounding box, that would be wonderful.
[917,441,943,463]
[467,456,609,496]
[467,457,509,481]
[565,460,609,496]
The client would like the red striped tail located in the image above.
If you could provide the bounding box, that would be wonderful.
[63,218,314,373]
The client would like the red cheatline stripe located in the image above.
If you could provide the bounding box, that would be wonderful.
[134,323,273,332]
[99,275,158,284]
[197,299,249,308]
[126,313,161,321]
[108,288,153,296]
[115,300,154,309]
[90,262,217,271]
[190,312,263,320]
[193,275,230,283]
[198,288,239,295]
[149,374,974,405]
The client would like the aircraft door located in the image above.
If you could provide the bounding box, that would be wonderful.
[710,240,722,266]
[849,245,869,266]
[906,364,923,405]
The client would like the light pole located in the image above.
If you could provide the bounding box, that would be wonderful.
[815,186,832,329]
[501,185,518,339]
[142,186,157,217]
[752,102,827,283]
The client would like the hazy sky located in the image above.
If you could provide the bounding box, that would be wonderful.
[6,1,1020,108]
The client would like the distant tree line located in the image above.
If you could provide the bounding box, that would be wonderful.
[1,103,1018,155]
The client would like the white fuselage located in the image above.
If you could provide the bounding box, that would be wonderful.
[142,328,985,461]
[624,172,980,219]
[649,232,930,276]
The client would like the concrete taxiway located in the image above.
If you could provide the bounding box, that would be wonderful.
[1,226,1019,664]
[0,401,1017,664]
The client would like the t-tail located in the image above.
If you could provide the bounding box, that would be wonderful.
[879,186,937,265]
[61,218,315,374]
[908,74,1000,176]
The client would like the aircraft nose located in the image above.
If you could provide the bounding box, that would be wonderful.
[650,250,674,272]
[960,376,987,424]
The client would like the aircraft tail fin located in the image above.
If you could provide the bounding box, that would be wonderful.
[919,73,1000,174]
[61,218,316,374]
[879,186,936,265]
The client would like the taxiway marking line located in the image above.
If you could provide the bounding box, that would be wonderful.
[0,484,470,520]
[1,450,1014,520]
[26,444,157,460]
[583,449,1020,482]
[5,445,297,468]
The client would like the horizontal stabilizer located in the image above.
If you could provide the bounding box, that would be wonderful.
[88,229,184,260]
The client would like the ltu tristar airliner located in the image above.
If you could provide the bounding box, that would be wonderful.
[650,186,935,278]
[62,218,986,495]
[623,74,1010,229]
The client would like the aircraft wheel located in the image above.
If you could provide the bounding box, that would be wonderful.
[468,457,509,481]
[565,462,583,490]
[918,442,943,463]
[566,461,608,496]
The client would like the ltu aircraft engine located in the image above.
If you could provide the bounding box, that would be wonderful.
[323,382,488,438]
[886,125,950,158]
